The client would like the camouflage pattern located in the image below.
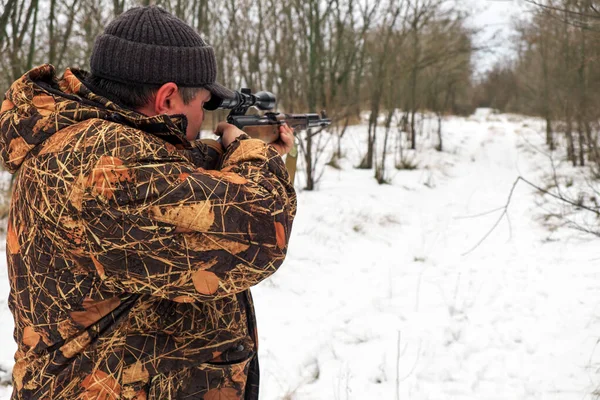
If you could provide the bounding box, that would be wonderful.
[0,64,296,399]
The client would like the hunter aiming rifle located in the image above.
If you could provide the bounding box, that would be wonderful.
[204,88,331,185]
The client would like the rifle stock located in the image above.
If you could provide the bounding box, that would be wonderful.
[241,124,280,143]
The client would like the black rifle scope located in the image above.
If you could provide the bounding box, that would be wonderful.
[203,88,276,114]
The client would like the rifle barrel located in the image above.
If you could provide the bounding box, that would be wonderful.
[230,113,331,132]
[286,114,331,130]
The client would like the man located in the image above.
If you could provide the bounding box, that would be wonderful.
[0,6,296,399]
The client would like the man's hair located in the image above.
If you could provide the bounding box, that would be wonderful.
[87,74,202,109]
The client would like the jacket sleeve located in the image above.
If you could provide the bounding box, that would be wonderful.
[182,138,225,170]
[80,136,297,302]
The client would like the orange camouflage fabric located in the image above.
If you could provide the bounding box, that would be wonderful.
[0,64,296,399]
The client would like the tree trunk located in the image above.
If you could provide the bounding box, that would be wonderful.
[376,108,394,184]
[410,109,417,150]
[409,17,420,150]
[304,129,314,190]
[578,121,585,167]
[26,0,38,70]
[541,35,554,151]
[49,0,56,65]
[335,116,349,159]
[436,112,442,152]
[545,118,553,151]
[359,111,376,169]
[566,109,575,166]
[584,120,600,166]
[0,0,17,48]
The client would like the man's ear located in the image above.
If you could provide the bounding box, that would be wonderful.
[153,82,183,114]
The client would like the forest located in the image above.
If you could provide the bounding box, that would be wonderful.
[477,0,600,172]
[0,0,475,188]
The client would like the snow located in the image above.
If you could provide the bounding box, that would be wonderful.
[0,110,599,399]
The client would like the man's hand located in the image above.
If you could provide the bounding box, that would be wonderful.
[270,124,294,156]
[214,122,245,148]
[214,121,295,156]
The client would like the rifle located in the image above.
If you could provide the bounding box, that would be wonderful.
[204,88,331,185]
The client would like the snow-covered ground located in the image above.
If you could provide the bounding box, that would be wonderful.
[0,110,599,399]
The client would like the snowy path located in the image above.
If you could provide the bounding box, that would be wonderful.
[0,113,599,399]
[254,114,600,399]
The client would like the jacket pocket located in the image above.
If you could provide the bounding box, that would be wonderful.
[147,356,252,399]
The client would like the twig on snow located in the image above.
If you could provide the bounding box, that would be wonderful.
[463,175,600,256]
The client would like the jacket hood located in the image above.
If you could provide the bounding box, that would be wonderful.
[0,64,190,173]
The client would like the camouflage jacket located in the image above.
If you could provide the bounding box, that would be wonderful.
[0,65,296,399]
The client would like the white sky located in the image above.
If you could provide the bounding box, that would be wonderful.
[464,0,531,75]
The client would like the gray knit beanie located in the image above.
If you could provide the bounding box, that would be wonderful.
[90,6,234,101]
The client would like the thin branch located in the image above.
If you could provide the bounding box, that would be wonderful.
[463,174,600,256]
[525,0,600,19]
[462,177,521,256]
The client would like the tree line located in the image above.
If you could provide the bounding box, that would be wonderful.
[475,0,600,173]
[0,0,476,189]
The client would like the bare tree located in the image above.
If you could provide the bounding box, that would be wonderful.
[0,0,476,190]
[358,1,402,170]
